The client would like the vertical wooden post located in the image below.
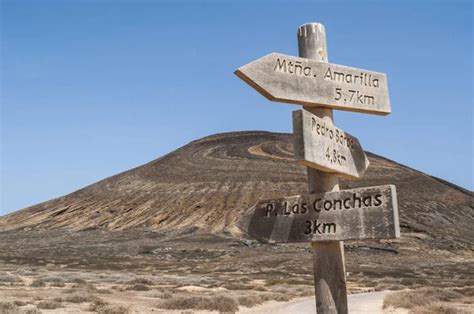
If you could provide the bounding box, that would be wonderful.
[298,23,348,314]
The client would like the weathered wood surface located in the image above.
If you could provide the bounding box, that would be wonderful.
[239,185,400,243]
[298,23,348,314]
[235,52,391,115]
[293,109,369,179]
[312,241,347,313]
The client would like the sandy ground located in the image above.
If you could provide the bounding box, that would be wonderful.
[1,231,472,313]
[241,291,398,314]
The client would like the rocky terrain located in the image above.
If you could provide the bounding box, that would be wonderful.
[0,131,472,313]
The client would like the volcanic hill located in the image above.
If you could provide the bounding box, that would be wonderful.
[1,131,472,249]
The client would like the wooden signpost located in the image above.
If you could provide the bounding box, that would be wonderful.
[235,23,399,314]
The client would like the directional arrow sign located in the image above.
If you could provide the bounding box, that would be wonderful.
[235,53,391,115]
[293,109,369,179]
[239,185,399,244]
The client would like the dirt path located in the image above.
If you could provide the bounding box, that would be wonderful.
[240,291,392,314]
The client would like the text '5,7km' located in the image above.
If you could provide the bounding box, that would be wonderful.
[235,53,391,115]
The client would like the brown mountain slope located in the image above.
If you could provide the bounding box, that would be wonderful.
[1,131,472,248]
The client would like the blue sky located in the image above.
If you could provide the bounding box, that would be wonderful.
[1,0,472,215]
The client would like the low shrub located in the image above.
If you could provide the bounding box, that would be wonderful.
[411,303,470,314]
[51,281,66,287]
[41,276,65,287]
[421,288,463,302]
[223,282,249,290]
[272,294,291,302]
[126,278,154,286]
[30,279,45,287]
[126,284,149,291]
[14,268,37,276]
[160,295,238,312]
[37,300,62,309]
[89,299,108,312]
[161,292,172,299]
[453,286,474,297]
[0,302,18,314]
[23,310,41,314]
[97,305,130,314]
[69,277,86,284]
[64,293,98,303]
[374,283,405,291]
[384,291,434,309]
[383,288,464,310]
[238,296,263,308]
[0,274,21,284]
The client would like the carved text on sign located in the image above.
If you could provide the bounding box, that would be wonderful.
[293,109,369,179]
[235,53,391,115]
[239,185,400,243]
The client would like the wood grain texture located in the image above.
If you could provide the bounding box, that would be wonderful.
[312,241,347,313]
[293,109,369,179]
[239,185,400,244]
[298,23,346,314]
[235,52,391,115]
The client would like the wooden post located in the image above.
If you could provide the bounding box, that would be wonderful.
[298,23,348,313]
[236,21,395,314]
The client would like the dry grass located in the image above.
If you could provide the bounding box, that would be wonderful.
[0,274,22,286]
[383,287,464,310]
[41,276,66,287]
[238,296,264,308]
[0,302,18,314]
[160,292,172,299]
[70,277,86,284]
[30,279,45,287]
[89,300,130,314]
[63,293,98,303]
[453,286,474,297]
[411,303,470,314]
[271,293,291,302]
[14,268,38,276]
[222,282,249,290]
[96,305,130,314]
[126,284,149,291]
[36,300,62,309]
[374,282,405,291]
[89,299,108,312]
[294,286,314,297]
[126,278,154,285]
[160,295,238,312]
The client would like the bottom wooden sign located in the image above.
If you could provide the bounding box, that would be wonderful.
[239,185,399,243]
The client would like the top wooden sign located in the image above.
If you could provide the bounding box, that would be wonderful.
[235,53,391,115]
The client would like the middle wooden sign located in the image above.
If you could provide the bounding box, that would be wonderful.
[293,109,369,179]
